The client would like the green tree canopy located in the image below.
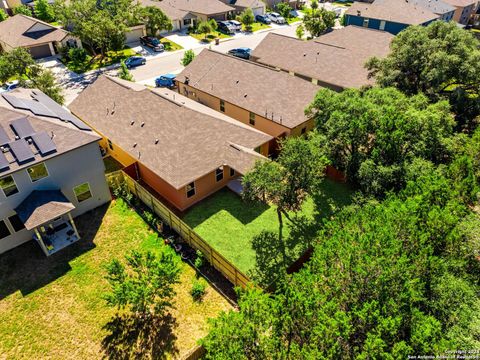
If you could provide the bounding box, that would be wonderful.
[306,86,455,196]
[0,9,8,22]
[196,20,212,40]
[180,49,195,66]
[13,4,32,16]
[239,8,254,31]
[141,6,172,36]
[367,21,480,130]
[34,0,55,22]
[302,0,335,37]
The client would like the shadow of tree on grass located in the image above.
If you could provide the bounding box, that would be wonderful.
[102,313,178,360]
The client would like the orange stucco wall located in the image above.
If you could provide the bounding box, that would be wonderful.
[177,82,312,141]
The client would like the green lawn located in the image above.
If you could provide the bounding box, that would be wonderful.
[0,199,231,359]
[189,31,232,43]
[287,16,301,24]
[244,22,271,32]
[183,179,354,274]
[63,48,138,74]
[161,38,183,51]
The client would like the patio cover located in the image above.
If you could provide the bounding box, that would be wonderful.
[15,190,75,230]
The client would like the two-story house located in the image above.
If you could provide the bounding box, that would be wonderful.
[345,0,440,35]
[176,49,321,151]
[443,0,478,24]
[0,89,111,255]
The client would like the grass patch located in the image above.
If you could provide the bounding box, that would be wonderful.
[189,31,232,43]
[103,156,124,174]
[287,17,300,24]
[183,179,354,273]
[243,22,271,32]
[160,38,183,51]
[62,48,138,74]
[0,200,231,359]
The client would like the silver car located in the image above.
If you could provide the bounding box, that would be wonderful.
[228,20,242,31]
[267,12,286,24]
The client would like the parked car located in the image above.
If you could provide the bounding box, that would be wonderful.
[124,56,146,69]
[267,12,286,24]
[0,80,19,94]
[218,21,236,34]
[228,47,251,59]
[155,74,176,88]
[140,36,165,52]
[228,20,242,31]
[255,14,271,24]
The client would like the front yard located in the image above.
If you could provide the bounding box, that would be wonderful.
[189,31,232,43]
[0,199,231,359]
[244,22,271,32]
[62,48,138,74]
[183,179,354,274]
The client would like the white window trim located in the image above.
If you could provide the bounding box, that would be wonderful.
[215,167,224,182]
[186,181,196,198]
[0,175,19,198]
[73,182,93,203]
[27,162,49,183]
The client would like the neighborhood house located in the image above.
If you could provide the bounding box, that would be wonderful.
[176,49,320,149]
[0,89,111,255]
[250,26,393,91]
[69,76,273,211]
[0,14,81,59]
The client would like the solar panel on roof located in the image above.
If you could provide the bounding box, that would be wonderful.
[0,126,11,146]
[28,101,57,118]
[9,139,35,164]
[1,94,29,110]
[31,132,57,156]
[10,117,35,138]
[0,152,9,172]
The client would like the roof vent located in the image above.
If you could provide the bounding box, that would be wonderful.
[15,135,19,140]
[1,147,7,153]
[303,53,307,57]
[236,80,239,84]
[141,122,145,127]
[155,139,159,145]
[244,94,247,98]
[133,143,137,148]
[50,131,55,139]
[130,120,135,126]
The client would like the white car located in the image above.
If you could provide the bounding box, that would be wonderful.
[0,80,19,94]
[267,12,286,24]
[228,20,242,32]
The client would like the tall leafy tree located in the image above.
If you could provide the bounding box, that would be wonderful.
[141,6,172,36]
[34,0,55,22]
[276,2,292,19]
[302,0,335,37]
[239,8,254,32]
[367,21,480,130]
[0,9,8,22]
[13,5,32,16]
[306,86,455,196]
[197,20,212,41]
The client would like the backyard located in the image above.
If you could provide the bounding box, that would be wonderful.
[183,179,354,274]
[0,199,231,359]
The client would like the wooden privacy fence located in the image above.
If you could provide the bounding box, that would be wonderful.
[107,171,251,289]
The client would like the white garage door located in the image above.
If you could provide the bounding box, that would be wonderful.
[252,6,265,16]
[125,28,144,44]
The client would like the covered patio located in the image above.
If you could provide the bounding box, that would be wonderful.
[16,190,80,256]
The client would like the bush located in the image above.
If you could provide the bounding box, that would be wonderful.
[181,49,195,66]
[68,47,87,64]
[0,9,8,22]
[194,250,204,269]
[13,5,32,16]
[190,278,207,301]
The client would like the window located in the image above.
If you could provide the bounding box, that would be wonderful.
[0,175,18,197]
[108,139,114,150]
[301,127,307,135]
[363,18,369,27]
[8,214,25,232]
[230,168,235,177]
[215,167,224,182]
[27,163,48,182]
[0,220,11,239]
[183,18,191,26]
[379,20,386,30]
[186,182,196,198]
[220,99,225,112]
[73,183,92,203]
[249,112,255,126]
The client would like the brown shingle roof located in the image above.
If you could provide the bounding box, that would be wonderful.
[0,14,69,48]
[442,0,476,7]
[69,76,272,189]
[251,26,393,90]
[346,0,439,25]
[0,91,99,177]
[228,0,265,9]
[138,0,233,19]
[176,49,321,128]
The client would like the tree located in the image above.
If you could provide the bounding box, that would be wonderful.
[243,134,328,266]
[104,250,181,318]
[0,48,35,83]
[0,9,8,22]
[13,5,32,16]
[276,2,292,19]
[302,0,335,37]
[306,86,455,197]
[197,20,212,41]
[296,24,305,40]
[118,60,133,81]
[239,8,254,32]
[208,18,218,33]
[141,6,172,36]
[366,21,480,131]
[34,0,55,22]
[181,49,195,66]
[22,66,65,105]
